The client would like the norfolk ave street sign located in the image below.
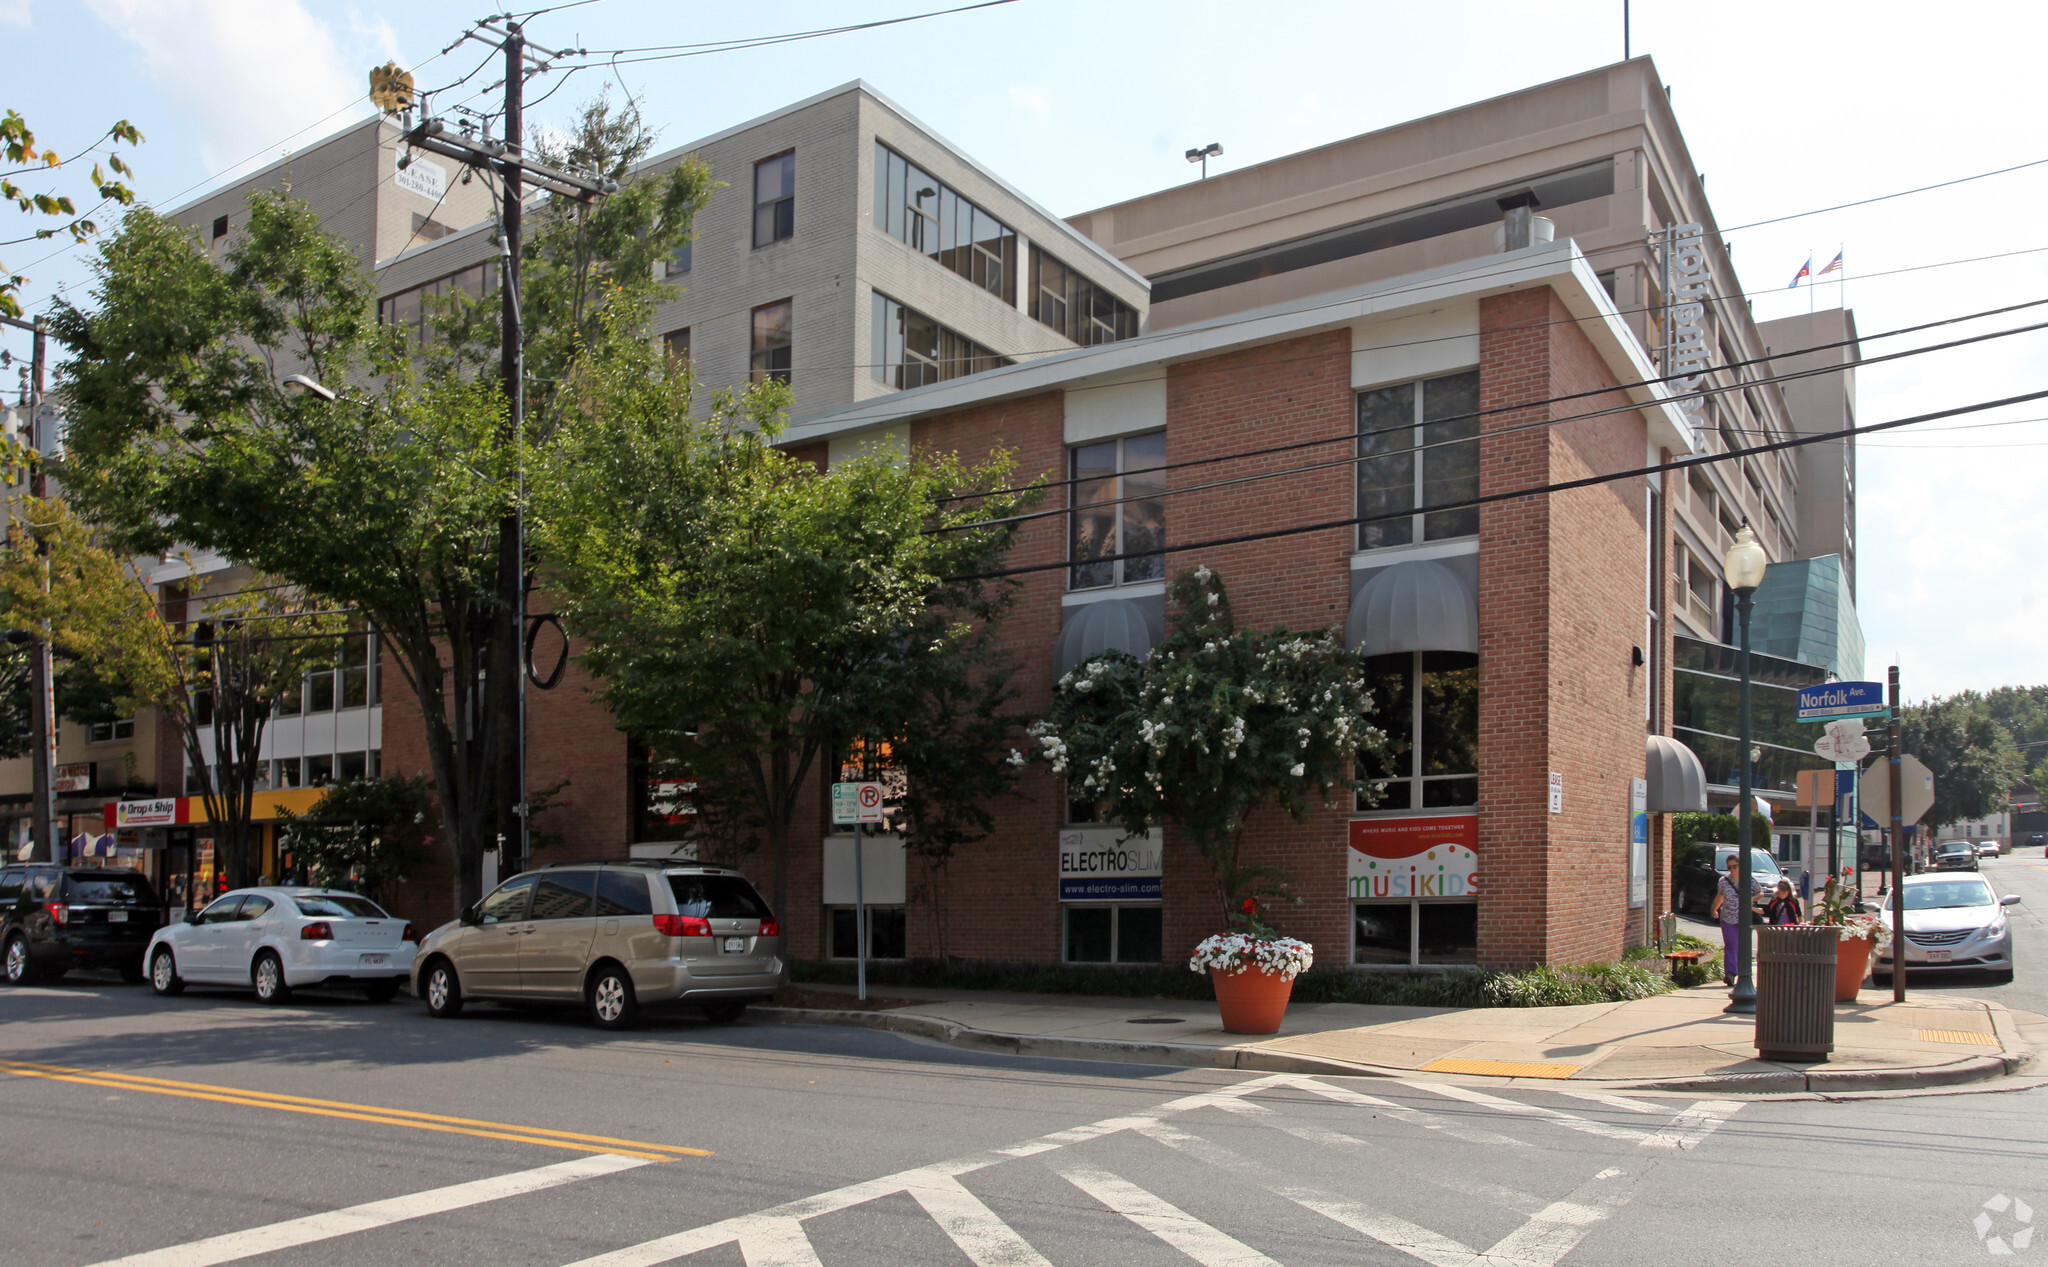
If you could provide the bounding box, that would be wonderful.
[1798,681,1886,720]
[831,781,886,825]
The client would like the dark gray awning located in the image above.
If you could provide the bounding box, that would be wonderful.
[1646,735,1709,813]
[1346,560,1478,656]
[1056,598,1163,675]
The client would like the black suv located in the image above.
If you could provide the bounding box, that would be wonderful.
[2,866,164,984]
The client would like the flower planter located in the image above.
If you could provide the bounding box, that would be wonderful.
[1209,966,1295,1035]
[1834,934,1873,1002]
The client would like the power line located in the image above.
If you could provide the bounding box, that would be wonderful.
[573,0,1019,64]
[1720,156,2048,234]
[945,386,2048,583]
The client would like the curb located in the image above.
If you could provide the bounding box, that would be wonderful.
[751,1004,2039,1093]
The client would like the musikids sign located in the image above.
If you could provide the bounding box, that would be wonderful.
[1348,815,1479,899]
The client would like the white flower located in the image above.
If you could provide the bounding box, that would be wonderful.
[1290,763,1305,777]
[1189,933,1314,980]
[1193,564,1212,581]
[1006,748,1026,767]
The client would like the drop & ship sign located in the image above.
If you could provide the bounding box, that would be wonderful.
[1348,815,1479,900]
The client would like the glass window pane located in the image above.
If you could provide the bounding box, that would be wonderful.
[1065,906,1112,962]
[1422,371,1481,540]
[306,754,334,786]
[235,895,272,921]
[530,871,595,920]
[477,875,537,924]
[1360,653,1413,779]
[1357,384,1416,549]
[870,906,906,959]
[593,871,653,917]
[1069,441,1118,589]
[831,908,860,958]
[1353,901,1413,965]
[667,875,770,919]
[1116,906,1162,963]
[870,293,889,383]
[888,151,907,241]
[1421,777,1478,808]
[1417,901,1479,964]
[337,751,367,780]
[1120,432,1167,583]
[1363,779,1411,811]
[1420,651,1478,775]
[308,670,335,712]
[872,142,889,231]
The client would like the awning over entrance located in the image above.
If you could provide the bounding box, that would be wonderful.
[1056,597,1162,675]
[1646,735,1709,813]
[1346,560,1478,655]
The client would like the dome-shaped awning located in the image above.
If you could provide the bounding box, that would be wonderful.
[1056,598,1163,674]
[1345,560,1478,656]
[1646,735,1709,813]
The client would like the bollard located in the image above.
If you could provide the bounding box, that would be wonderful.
[1754,925,1837,1061]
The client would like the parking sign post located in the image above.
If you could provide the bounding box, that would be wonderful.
[832,781,886,1001]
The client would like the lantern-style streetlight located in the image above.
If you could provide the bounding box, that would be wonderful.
[1722,523,1769,1013]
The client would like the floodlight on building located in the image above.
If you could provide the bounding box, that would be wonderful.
[1184,142,1223,179]
[280,374,337,403]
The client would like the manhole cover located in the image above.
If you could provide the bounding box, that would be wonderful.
[1126,1017,1186,1025]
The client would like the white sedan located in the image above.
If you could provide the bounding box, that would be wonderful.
[146,888,417,1003]
[1872,873,2022,984]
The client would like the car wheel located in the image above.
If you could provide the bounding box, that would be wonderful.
[150,947,184,996]
[1871,970,1892,987]
[364,980,401,1004]
[701,1001,747,1024]
[422,958,464,1018]
[587,964,639,1030]
[252,951,292,1004]
[119,957,146,984]
[4,933,38,986]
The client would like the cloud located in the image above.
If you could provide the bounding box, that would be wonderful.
[1007,85,1052,121]
[85,0,371,178]
[0,0,31,27]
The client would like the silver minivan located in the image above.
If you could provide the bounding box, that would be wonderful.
[412,862,786,1029]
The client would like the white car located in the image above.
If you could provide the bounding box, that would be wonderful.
[146,887,417,1003]
[1872,873,2021,985]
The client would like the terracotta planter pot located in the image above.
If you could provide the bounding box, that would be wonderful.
[1209,966,1295,1035]
[1833,934,1873,1002]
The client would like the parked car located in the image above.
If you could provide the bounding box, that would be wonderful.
[1672,845,1783,918]
[146,888,416,1003]
[1973,840,2001,860]
[1932,841,1980,872]
[2,865,164,985]
[1873,873,2021,984]
[412,861,787,1030]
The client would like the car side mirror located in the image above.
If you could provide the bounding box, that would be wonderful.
[184,911,201,925]
[2002,894,2023,907]
[459,904,480,927]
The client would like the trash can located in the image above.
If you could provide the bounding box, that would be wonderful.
[1754,925,1837,1061]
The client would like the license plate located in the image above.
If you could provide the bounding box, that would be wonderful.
[107,910,127,923]
[1925,949,1952,963]
[722,937,747,954]
[359,953,388,966]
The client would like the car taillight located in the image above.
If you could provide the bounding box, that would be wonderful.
[653,914,711,937]
[301,921,333,941]
[45,902,68,925]
[402,923,418,943]
[758,917,780,937]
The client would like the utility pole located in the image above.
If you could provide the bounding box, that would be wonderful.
[398,19,610,883]
[3,313,57,863]
[1887,665,1906,1003]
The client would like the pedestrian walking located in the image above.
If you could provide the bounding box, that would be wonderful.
[1764,878,1803,926]
[1710,852,1760,985]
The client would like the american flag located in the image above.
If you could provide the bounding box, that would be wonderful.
[1818,250,1844,276]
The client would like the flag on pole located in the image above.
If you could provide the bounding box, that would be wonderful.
[1788,255,1812,288]
[1818,249,1843,276]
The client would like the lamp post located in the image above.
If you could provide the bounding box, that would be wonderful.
[1721,523,1769,1014]
[1184,142,1223,179]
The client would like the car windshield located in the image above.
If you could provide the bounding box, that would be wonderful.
[1716,848,1780,875]
[289,893,387,918]
[667,875,771,920]
[1940,843,1973,855]
[1904,880,1994,910]
[69,875,156,905]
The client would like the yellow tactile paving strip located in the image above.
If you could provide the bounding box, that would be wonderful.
[1919,1029,1999,1046]
[1420,1058,1582,1079]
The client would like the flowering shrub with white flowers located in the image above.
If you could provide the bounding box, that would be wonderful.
[1029,565,1390,925]
[1189,932,1315,981]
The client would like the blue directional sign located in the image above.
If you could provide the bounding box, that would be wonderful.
[1797,681,1886,721]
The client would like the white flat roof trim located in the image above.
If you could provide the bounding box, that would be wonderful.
[786,240,1696,457]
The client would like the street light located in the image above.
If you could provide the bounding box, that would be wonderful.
[1722,522,1768,1014]
[279,374,337,402]
[1184,142,1223,179]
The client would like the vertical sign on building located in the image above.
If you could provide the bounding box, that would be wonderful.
[1548,772,1564,815]
[1629,777,1649,908]
[1659,221,1712,444]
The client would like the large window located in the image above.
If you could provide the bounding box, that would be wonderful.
[1354,900,1477,966]
[378,262,498,348]
[872,142,1017,302]
[830,906,906,960]
[1357,651,1477,810]
[1356,370,1481,550]
[87,717,135,743]
[753,152,795,247]
[1064,905,1162,964]
[1069,431,1166,590]
[1672,634,1833,796]
[1032,249,1138,346]
[663,328,691,366]
[295,624,378,715]
[871,292,1011,389]
[751,299,793,384]
[664,238,692,278]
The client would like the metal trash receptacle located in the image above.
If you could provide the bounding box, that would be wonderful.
[1754,925,1837,1061]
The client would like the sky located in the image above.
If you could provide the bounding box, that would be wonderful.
[2,0,2044,701]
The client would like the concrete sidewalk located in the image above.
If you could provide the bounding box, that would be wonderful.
[758,980,2046,1093]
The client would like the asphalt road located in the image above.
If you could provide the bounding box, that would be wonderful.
[7,974,2048,1265]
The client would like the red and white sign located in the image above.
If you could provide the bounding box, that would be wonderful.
[54,762,93,794]
[1348,815,1479,900]
[108,798,188,829]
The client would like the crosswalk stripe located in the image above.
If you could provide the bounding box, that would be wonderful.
[1400,1081,1651,1144]
[1269,1076,1533,1149]
[1058,1165,1283,1267]
[1470,1165,1638,1267]
[1554,1091,1659,1114]
[1639,1099,1743,1151]
[82,1153,651,1267]
[1275,1186,1480,1267]
[910,1172,1056,1266]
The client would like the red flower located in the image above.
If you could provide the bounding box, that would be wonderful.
[1240,898,1258,914]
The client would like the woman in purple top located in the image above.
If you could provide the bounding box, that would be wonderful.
[1710,852,1760,985]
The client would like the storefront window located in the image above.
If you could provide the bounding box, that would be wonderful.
[830,906,905,960]
[1063,904,1162,964]
[1359,651,1478,810]
[1354,900,1478,966]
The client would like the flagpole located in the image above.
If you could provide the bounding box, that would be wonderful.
[1839,243,1846,310]
[1809,245,1815,314]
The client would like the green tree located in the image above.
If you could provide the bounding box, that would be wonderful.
[1975,685,2048,787]
[1028,567,1388,928]
[1900,694,2024,829]
[275,774,433,901]
[532,315,1038,917]
[1,109,142,318]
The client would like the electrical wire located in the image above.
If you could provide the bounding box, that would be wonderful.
[571,0,1018,65]
[1720,157,2048,234]
[943,386,2048,583]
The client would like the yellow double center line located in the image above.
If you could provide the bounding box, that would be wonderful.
[0,1058,708,1162]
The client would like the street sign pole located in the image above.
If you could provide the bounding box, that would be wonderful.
[854,818,866,1003]
[1888,666,1906,1004]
